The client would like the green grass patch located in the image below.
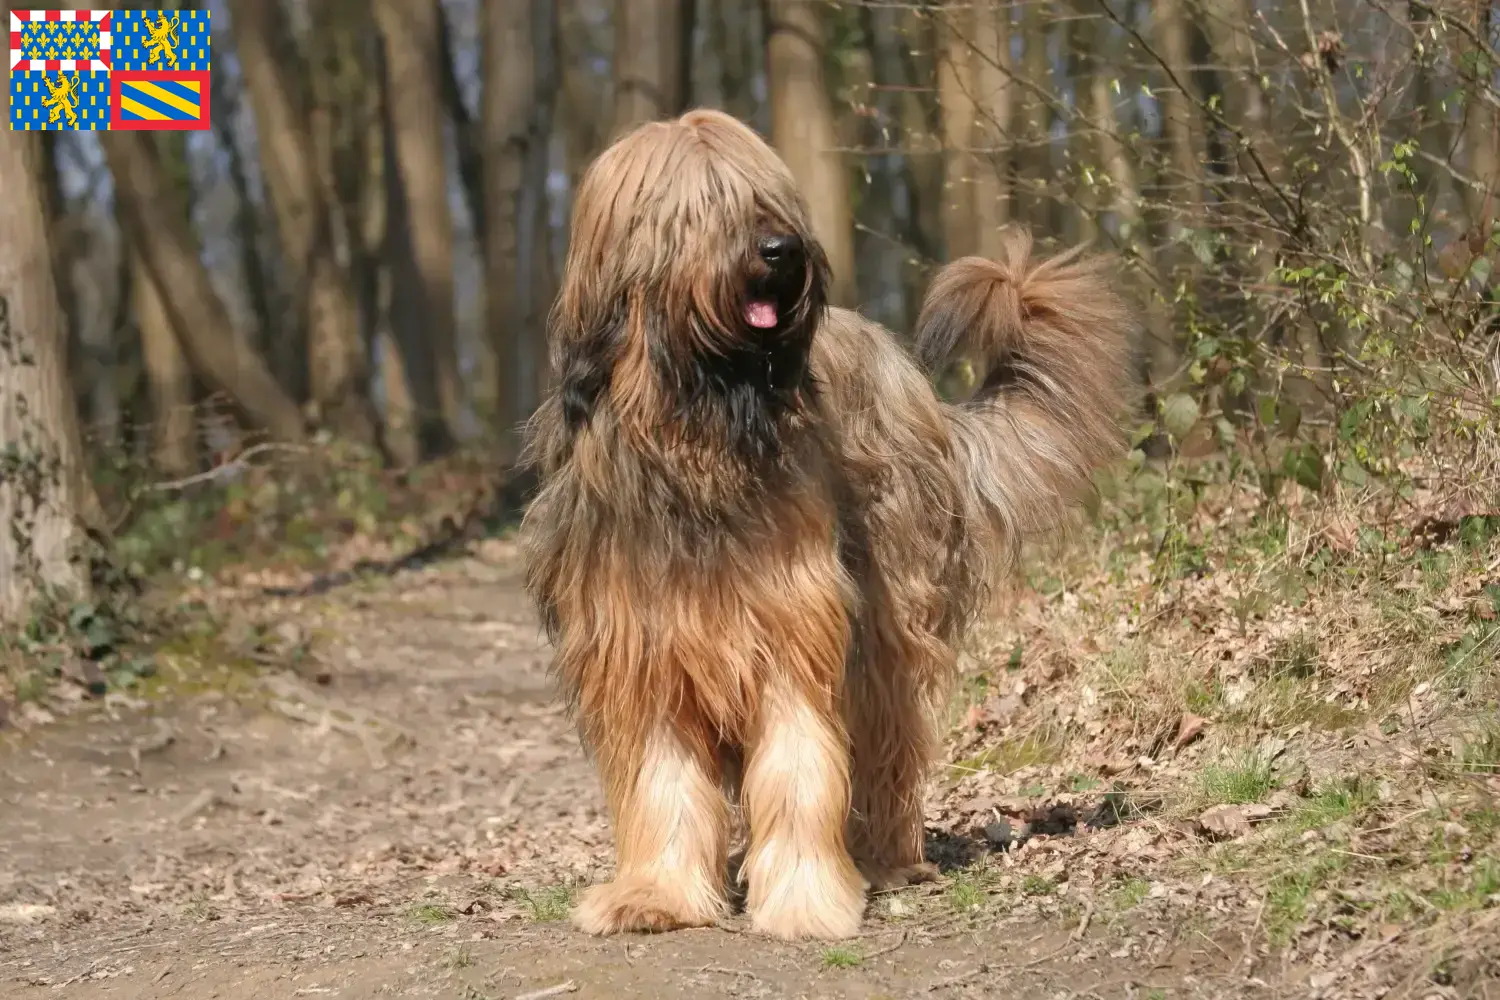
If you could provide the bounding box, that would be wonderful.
[1110,877,1151,910]
[1020,874,1055,897]
[1237,675,1366,731]
[410,902,454,925]
[509,884,574,922]
[1452,722,1500,779]
[1429,859,1500,912]
[1290,777,1379,831]
[946,872,986,911]
[1198,751,1278,806]
[1264,853,1346,944]
[821,945,862,969]
[1258,631,1320,680]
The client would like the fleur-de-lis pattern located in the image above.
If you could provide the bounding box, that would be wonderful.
[19,19,103,62]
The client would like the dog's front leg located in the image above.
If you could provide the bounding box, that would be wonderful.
[573,723,730,935]
[740,677,868,940]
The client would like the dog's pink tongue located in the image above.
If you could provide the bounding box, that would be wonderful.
[745,300,779,329]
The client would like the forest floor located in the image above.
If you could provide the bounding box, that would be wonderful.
[0,455,1497,1000]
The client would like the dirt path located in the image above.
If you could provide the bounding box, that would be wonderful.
[0,545,1288,1000]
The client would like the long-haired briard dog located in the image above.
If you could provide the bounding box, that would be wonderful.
[519,109,1135,941]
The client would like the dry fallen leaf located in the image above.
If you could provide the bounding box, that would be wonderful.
[1197,803,1275,840]
[1174,713,1208,749]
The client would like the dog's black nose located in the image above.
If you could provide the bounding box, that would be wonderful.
[758,234,803,265]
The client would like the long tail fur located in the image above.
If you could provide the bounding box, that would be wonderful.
[914,229,1139,566]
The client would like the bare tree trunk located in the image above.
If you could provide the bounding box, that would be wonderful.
[439,4,486,245]
[871,3,943,296]
[376,282,418,468]
[102,133,307,444]
[612,0,691,135]
[766,0,856,306]
[1060,9,1093,246]
[971,0,1014,257]
[484,0,560,460]
[937,0,978,260]
[0,123,95,621]
[1404,0,1460,223]
[373,0,465,444]
[862,5,940,328]
[561,0,609,189]
[1198,0,1285,192]
[1155,0,1207,221]
[518,7,561,414]
[1017,0,1054,230]
[844,26,902,326]
[1144,0,1201,391]
[210,60,279,388]
[1085,4,1172,394]
[1459,0,1499,226]
[377,34,456,462]
[350,45,420,467]
[1197,0,1319,412]
[38,136,102,447]
[132,257,195,476]
[232,0,377,446]
[718,0,765,128]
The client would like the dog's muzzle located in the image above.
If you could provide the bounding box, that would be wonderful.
[757,234,804,275]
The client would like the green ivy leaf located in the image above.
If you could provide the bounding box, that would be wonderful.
[1161,393,1201,439]
[1277,398,1302,438]
[1282,443,1325,493]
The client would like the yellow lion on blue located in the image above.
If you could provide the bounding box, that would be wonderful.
[113,9,211,72]
[10,72,112,132]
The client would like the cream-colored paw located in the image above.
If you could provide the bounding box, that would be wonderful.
[571,877,723,936]
[747,861,868,940]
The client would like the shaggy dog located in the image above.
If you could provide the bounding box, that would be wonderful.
[519,108,1135,941]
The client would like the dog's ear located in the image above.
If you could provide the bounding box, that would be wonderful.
[559,343,610,432]
[553,313,622,433]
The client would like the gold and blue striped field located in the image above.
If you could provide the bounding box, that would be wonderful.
[117,76,202,122]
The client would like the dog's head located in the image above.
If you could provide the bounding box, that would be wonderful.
[551,109,830,453]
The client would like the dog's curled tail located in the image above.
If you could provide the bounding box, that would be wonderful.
[914,228,1139,560]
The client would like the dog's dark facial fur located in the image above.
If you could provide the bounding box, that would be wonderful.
[653,231,827,466]
[745,231,809,334]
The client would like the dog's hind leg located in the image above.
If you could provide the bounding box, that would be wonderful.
[740,676,868,940]
[573,721,730,935]
[844,637,943,891]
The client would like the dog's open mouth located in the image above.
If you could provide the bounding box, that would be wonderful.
[744,299,779,329]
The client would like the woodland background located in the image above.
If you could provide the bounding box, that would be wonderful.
[2,3,1500,995]
[0,2,1498,992]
